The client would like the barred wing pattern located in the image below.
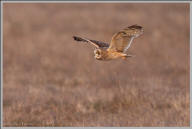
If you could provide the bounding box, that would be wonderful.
[108,25,143,53]
[73,36,109,48]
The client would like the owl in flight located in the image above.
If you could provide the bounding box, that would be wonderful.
[73,25,144,61]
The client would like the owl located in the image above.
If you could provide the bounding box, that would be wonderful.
[73,25,144,61]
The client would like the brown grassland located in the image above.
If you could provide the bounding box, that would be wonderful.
[3,3,190,126]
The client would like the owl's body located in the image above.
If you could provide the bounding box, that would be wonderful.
[73,25,144,61]
[94,49,130,60]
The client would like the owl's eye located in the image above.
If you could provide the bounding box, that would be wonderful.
[96,50,100,54]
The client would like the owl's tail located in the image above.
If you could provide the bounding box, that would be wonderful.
[121,54,135,60]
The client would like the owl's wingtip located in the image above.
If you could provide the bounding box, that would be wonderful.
[73,36,80,41]
[73,36,85,42]
[73,36,77,40]
[128,24,143,29]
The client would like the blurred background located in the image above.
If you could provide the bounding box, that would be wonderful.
[3,3,190,126]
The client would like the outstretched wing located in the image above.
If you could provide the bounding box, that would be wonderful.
[107,25,144,53]
[73,36,109,48]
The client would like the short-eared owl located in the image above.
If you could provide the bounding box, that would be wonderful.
[73,25,144,61]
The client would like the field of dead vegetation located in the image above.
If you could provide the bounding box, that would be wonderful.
[3,3,190,126]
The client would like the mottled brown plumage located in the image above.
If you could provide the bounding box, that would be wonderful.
[73,25,144,61]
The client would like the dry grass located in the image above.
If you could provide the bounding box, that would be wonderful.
[3,3,190,127]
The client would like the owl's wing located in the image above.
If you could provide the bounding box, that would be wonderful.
[73,36,109,48]
[107,25,144,53]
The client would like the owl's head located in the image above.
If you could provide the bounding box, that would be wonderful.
[94,49,102,60]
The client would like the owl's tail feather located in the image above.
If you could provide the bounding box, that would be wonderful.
[121,54,135,60]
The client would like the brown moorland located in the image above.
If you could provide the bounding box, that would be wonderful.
[3,3,190,126]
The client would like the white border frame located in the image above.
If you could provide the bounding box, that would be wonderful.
[1,1,191,128]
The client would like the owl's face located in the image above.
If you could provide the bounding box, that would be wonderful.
[94,49,102,60]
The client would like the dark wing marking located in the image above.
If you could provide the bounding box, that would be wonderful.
[108,25,143,53]
[73,36,109,48]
